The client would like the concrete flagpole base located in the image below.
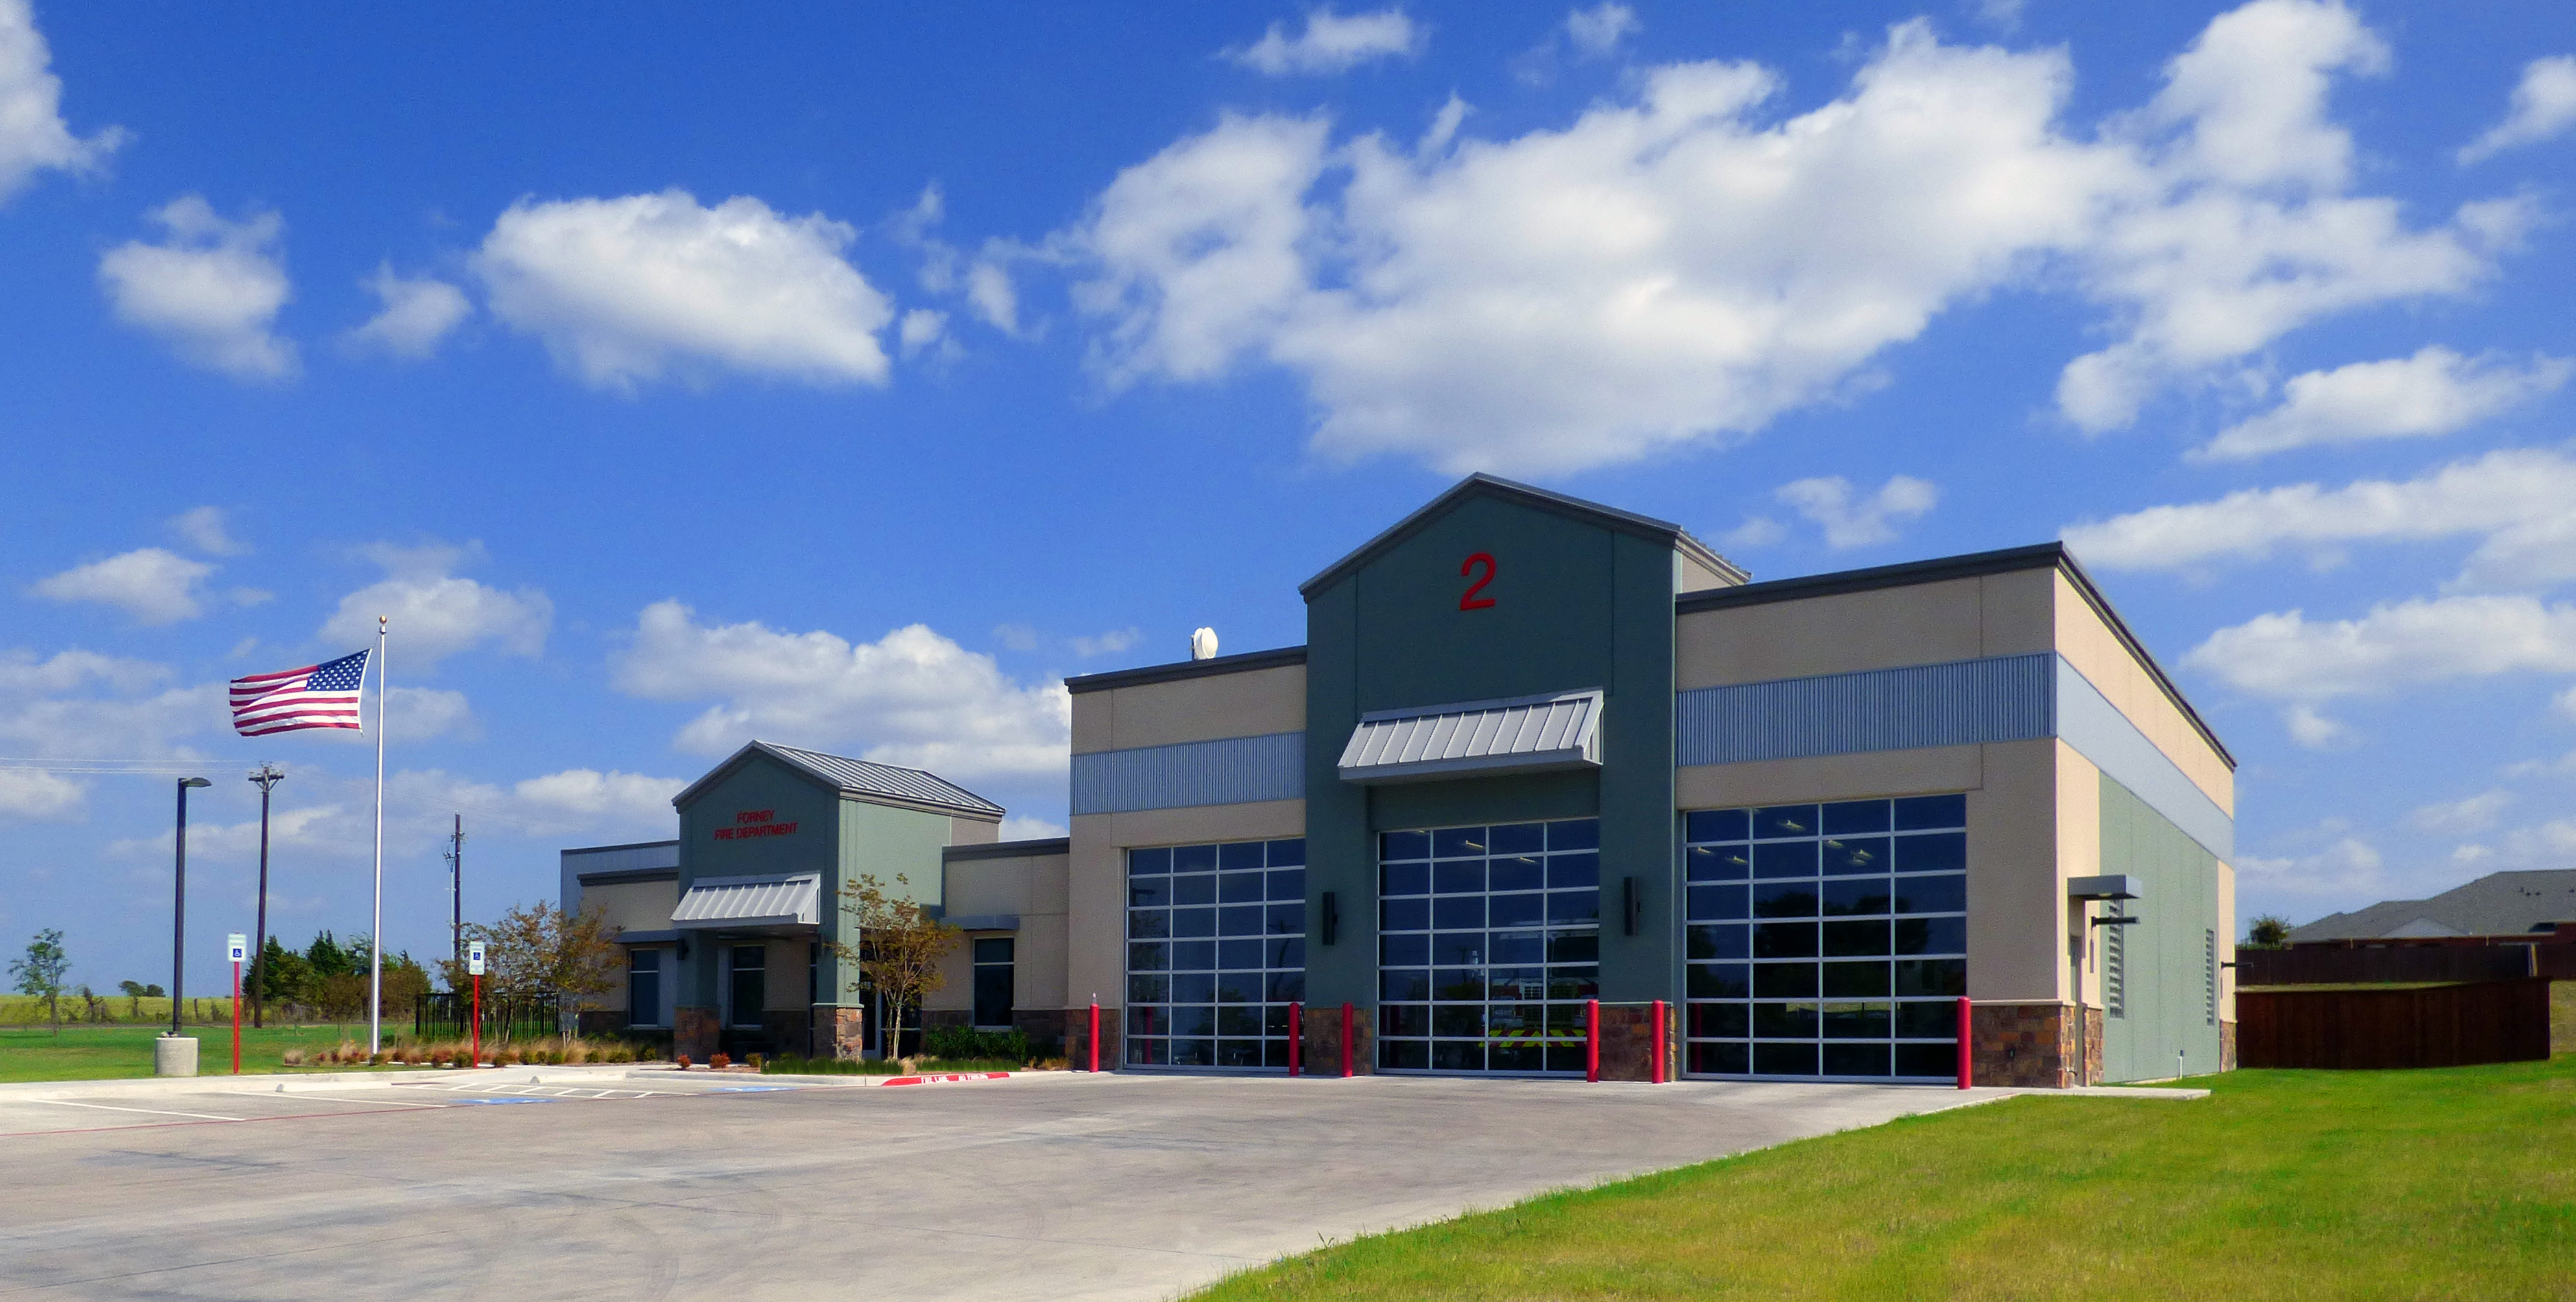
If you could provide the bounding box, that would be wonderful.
[154,1034,199,1077]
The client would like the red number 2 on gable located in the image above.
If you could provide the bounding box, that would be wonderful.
[1459,552,1497,610]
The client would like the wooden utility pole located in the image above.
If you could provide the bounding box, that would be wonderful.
[444,814,465,974]
[247,764,285,1029]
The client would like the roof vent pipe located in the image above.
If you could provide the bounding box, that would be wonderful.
[1189,627,1219,661]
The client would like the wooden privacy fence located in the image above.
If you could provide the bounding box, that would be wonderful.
[2237,978,2552,1069]
[2236,944,2574,986]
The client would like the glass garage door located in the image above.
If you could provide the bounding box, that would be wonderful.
[1376,817,1601,1074]
[1682,796,1967,1081]
[1125,838,1305,1069]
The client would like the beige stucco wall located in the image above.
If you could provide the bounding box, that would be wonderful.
[580,877,678,936]
[925,851,1071,1017]
[1676,549,1741,595]
[1673,744,1983,811]
[1675,568,2057,689]
[1071,663,1307,755]
[948,814,1001,846]
[2056,743,2103,1010]
[1067,798,1307,1011]
[2053,572,2234,813]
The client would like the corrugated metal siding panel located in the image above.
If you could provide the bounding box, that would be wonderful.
[1341,692,1600,774]
[1675,653,2054,766]
[1071,731,1305,816]
[560,842,680,875]
[767,742,1007,816]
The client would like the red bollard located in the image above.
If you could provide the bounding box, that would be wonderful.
[1340,1002,1354,1078]
[1955,995,1972,1089]
[1088,1001,1101,1073]
[1651,999,1666,1084]
[1585,999,1600,1082]
[471,973,481,1067]
[230,958,243,1075]
[1288,1002,1302,1076]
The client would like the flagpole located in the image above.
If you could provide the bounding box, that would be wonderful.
[369,615,387,1055]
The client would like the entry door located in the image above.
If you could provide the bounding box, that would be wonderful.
[728,945,766,1028]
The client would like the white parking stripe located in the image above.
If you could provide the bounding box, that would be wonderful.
[273,1094,451,1109]
[28,1100,243,1122]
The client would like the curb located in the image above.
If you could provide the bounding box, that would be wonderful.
[0,1063,649,1102]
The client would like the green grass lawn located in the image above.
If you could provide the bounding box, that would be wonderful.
[1,993,241,1026]
[0,1023,411,1082]
[1195,1055,2576,1301]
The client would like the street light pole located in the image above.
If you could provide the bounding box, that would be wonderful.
[172,777,210,1037]
[248,764,283,1030]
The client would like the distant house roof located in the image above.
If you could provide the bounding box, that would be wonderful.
[2289,869,2576,943]
[671,740,1006,820]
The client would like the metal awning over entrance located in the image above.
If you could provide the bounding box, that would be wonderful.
[671,873,822,929]
[1336,689,1603,785]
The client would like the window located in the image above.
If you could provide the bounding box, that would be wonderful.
[1125,838,1306,1069]
[973,937,1016,1028]
[1682,796,1967,1081]
[1376,817,1601,1074]
[728,945,766,1028]
[627,949,663,1028]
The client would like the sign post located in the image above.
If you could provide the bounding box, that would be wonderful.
[466,941,486,1067]
[226,933,246,1074]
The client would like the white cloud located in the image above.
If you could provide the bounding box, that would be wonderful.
[2493,818,2576,869]
[0,769,82,821]
[2555,685,2576,724]
[169,506,246,556]
[97,196,297,380]
[2459,55,2576,165]
[1776,475,1938,549]
[2407,789,2514,834]
[32,548,215,624]
[0,649,214,759]
[1564,5,1640,58]
[1000,814,1068,841]
[2185,595,2576,701]
[0,0,123,202]
[2194,347,2570,461]
[2237,835,2387,897]
[2284,703,2352,750]
[1719,516,1786,550]
[1225,8,1423,76]
[897,307,948,359]
[346,263,470,360]
[318,541,551,669]
[2064,449,2576,592]
[614,600,1070,785]
[1070,628,1141,657]
[108,766,686,864]
[387,686,473,742]
[2056,1,2510,432]
[1075,2,2516,473]
[473,189,893,390]
[966,261,1020,335]
[508,768,684,827]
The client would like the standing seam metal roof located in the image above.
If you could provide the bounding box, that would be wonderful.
[670,740,1006,817]
[1338,690,1603,783]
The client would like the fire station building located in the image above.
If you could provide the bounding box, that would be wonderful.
[567,473,2236,1086]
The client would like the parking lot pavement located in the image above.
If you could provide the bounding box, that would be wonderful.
[0,1072,2016,1301]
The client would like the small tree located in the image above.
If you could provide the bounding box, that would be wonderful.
[10,929,70,1033]
[441,901,622,1039]
[2246,914,2293,950]
[826,873,962,1063]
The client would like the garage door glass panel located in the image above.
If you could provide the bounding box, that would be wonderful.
[1377,816,1601,1075]
[1126,837,1306,1070]
[1685,796,1966,1082]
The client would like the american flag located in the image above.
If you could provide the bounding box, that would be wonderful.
[230,650,370,737]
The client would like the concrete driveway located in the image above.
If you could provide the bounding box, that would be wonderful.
[0,1069,2013,1301]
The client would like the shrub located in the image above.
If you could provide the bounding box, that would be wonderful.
[924,1025,1032,1063]
[710,1052,732,1069]
[676,1054,692,1069]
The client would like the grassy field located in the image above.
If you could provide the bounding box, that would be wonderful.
[2556,980,2574,1054]
[1,993,243,1026]
[1195,1054,2576,1301]
[0,1023,417,1082]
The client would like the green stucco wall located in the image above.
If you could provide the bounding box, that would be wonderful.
[2099,777,2224,1082]
[1302,491,1682,1010]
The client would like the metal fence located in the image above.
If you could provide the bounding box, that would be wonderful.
[414,991,566,1043]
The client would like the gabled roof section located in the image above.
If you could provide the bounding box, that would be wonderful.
[671,740,1005,820]
[1299,473,1745,599]
[2289,869,2576,943]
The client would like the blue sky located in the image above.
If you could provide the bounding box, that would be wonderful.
[3,1,2572,993]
